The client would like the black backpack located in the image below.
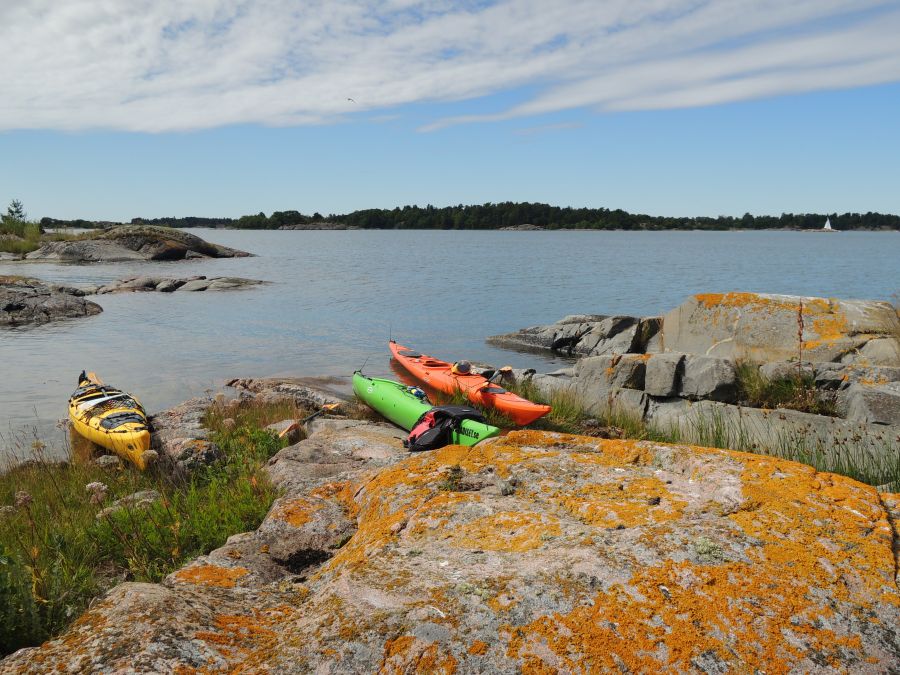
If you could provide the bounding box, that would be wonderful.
[405,405,487,452]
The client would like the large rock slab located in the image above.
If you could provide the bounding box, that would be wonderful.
[648,398,900,465]
[25,225,250,262]
[662,292,900,365]
[839,382,900,426]
[0,276,102,326]
[5,430,898,673]
[488,314,661,357]
[94,275,267,294]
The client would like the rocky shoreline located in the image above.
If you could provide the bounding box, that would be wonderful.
[0,276,102,326]
[1,226,267,325]
[487,292,900,485]
[2,374,899,672]
[24,225,251,262]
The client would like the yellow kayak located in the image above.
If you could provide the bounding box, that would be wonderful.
[68,371,153,470]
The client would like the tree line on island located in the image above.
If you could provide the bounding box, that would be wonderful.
[36,202,900,231]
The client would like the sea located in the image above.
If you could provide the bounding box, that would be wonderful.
[1,228,898,462]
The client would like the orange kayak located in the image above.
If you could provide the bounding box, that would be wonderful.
[389,341,551,426]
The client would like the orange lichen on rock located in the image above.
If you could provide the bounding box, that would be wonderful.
[173,564,249,588]
[268,496,322,527]
[729,455,898,601]
[380,636,458,674]
[452,511,560,552]
[504,557,866,674]
[311,480,361,520]
[552,477,686,528]
[467,640,489,656]
[194,606,295,668]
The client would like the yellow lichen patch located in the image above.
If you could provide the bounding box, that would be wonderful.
[488,592,518,613]
[311,480,360,520]
[174,563,249,588]
[568,438,656,467]
[193,605,295,668]
[552,477,686,528]
[269,496,322,527]
[803,308,850,351]
[380,635,458,674]
[468,640,489,655]
[729,456,898,603]
[451,511,560,552]
[503,558,869,674]
[408,491,482,537]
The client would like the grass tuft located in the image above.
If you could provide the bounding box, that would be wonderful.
[734,361,837,416]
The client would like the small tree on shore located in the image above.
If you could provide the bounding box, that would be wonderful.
[4,199,26,223]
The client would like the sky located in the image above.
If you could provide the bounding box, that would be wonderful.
[1,0,900,221]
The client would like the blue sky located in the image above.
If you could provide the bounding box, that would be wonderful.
[1,0,899,221]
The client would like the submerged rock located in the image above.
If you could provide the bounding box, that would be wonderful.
[93,275,267,294]
[25,225,251,262]
[0,276,103,326]
[5,428,898,672]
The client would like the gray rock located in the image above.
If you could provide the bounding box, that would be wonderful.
[0,252,23,261]
[487,314,658,358]
[177,279,211,292]
[96,276,162,294]
[204,277,266,291]
[844,338,900,367]
[576,354,647,392]
[679,355,737,402]
[227,377,351,409]
[814,363,900,390]
[155,279,185,292]
[644,353,684,397]
[93,454,122,469]
[840,382,900,426]
[662,292,899,363]
[1,277,103,326]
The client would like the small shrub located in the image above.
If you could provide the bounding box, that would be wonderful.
[735,361,836,416]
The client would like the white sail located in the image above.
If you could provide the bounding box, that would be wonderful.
[823,218,832,230]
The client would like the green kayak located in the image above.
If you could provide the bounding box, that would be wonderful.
[352,372,500,447]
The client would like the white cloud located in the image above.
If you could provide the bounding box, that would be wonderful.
[0,0,898,132]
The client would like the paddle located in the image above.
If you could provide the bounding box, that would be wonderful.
[278,402,341,438]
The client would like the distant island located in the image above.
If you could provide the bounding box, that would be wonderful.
[40,202,900,231]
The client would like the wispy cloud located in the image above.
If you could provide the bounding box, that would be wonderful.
[514,122,583,136]
[1,1,898,132]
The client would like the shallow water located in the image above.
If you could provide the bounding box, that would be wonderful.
[1,228,898,460]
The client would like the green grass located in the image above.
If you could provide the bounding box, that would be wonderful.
[499,377,899,488]
[0,397,301,657]
[734,361,837,416]
[0,220,97,255]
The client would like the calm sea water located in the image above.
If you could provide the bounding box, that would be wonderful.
[2,228,898,460]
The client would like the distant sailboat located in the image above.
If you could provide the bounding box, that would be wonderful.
[823,217,833,231]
